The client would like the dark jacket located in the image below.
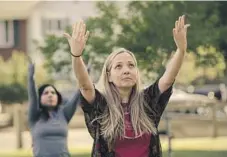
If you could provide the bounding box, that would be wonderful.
[80,79,173,157]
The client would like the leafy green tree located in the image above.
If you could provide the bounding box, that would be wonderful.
[116,1,222,73]
[177,46,226,85]
[38,1,226,84]
[37,27,91,79]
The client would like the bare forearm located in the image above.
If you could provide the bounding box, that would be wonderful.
[72,56,93,90]
[159,15,188,93]
[162,49,185,84]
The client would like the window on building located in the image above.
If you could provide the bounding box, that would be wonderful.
[42,18,69,36]
[0,20,14,48]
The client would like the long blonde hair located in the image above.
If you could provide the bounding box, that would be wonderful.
[96,48,157,143]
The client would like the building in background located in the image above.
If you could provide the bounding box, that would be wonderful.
[0,1,39,60]
[0,1,98,61]
[27,1,98,64]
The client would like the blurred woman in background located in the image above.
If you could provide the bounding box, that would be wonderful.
[27,57,80,157]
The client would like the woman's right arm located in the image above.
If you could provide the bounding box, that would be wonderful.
[27,60,40,126]
[64,20,95,104]
[72,57,95,103]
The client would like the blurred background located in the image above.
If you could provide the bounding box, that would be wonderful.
[0,1,226,157]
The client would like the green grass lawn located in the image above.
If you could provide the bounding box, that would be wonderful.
[1,150,227,157]
[1,137,227,157]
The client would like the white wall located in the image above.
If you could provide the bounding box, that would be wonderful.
[27,1,98,64]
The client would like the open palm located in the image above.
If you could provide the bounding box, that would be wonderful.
[64,20,89,57]
[173,15,190,52]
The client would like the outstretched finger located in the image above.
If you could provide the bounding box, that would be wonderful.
[175,21,179,32]
[84,31,90,44]
[79,21,85,40]
[76,20,82,39]
[63,33,71,40]
[173,28,177,37]
[181,15,185,28]
[184,24,190,28]
[184,24,190,34]
[72,23,77,38]
[81,23,86,37]
[179,16,183,29]
[178,16,182,29]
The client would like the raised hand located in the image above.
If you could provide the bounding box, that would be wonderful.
[173,15,190,52]
[27,55,35,78]
[64,20,89,57]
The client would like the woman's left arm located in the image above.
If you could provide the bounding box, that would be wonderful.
[159,15,190,93]
[62,91,80,123]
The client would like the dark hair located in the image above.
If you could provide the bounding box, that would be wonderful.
[38,84,62,120]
